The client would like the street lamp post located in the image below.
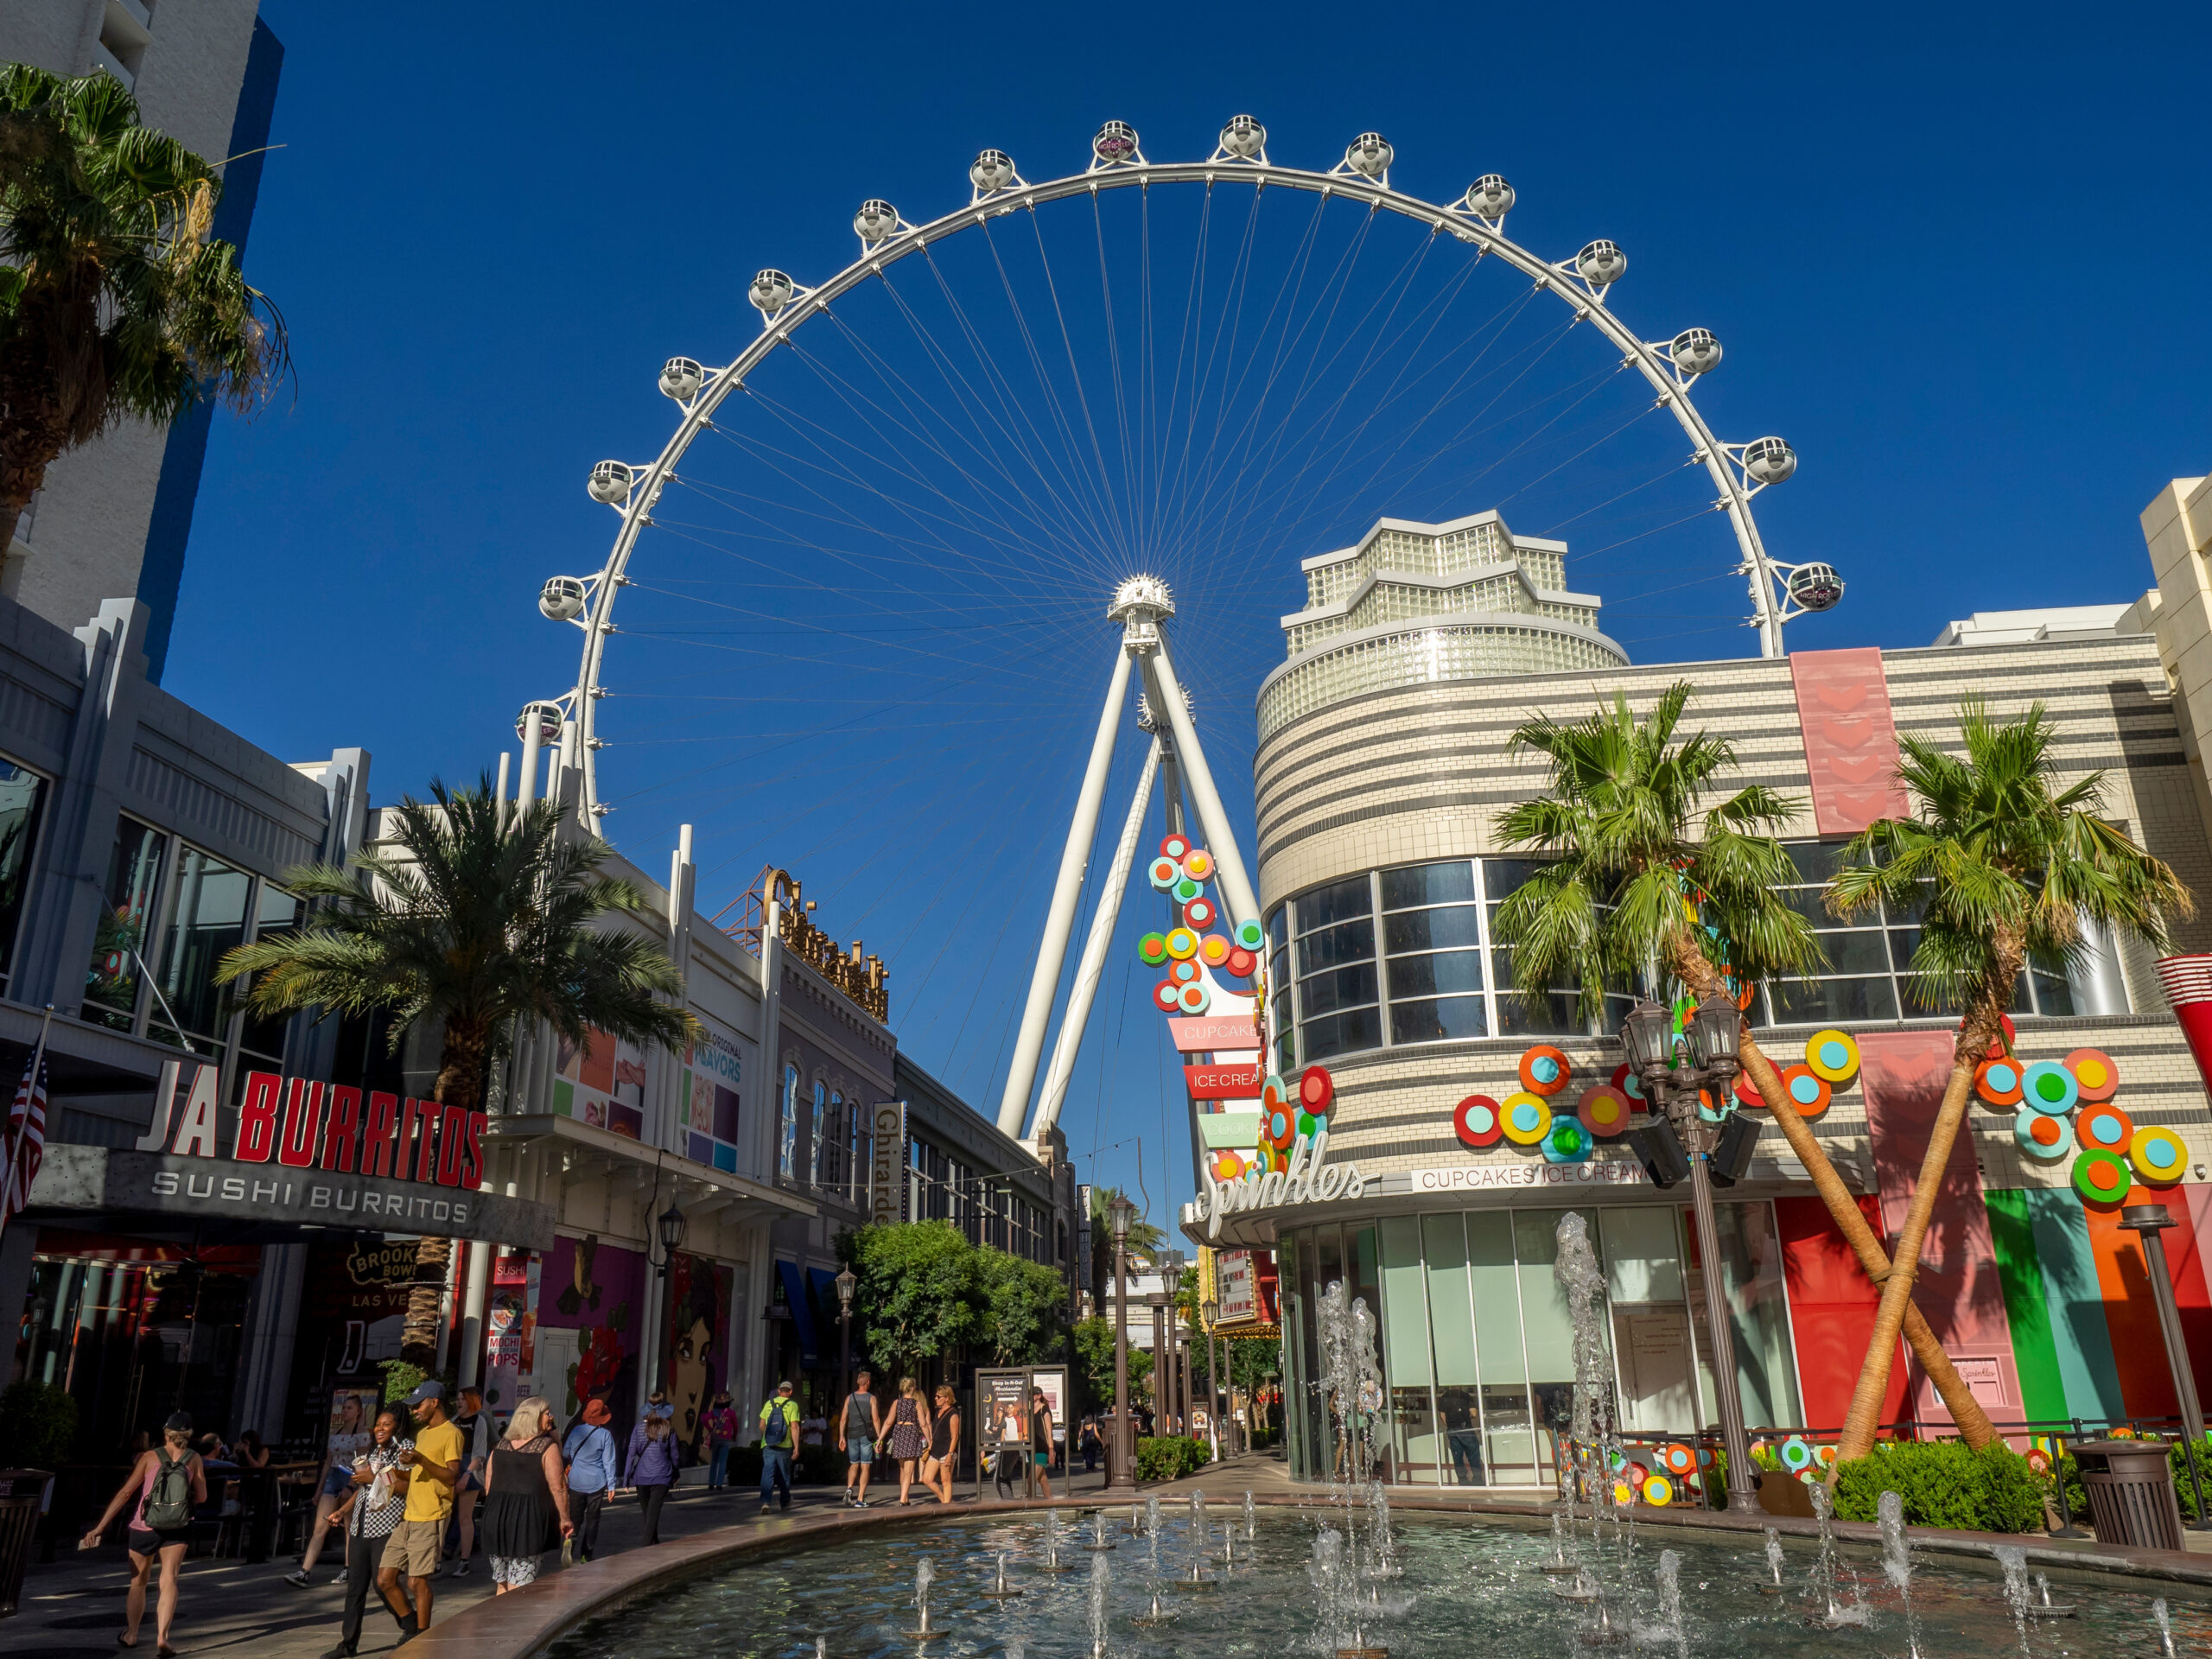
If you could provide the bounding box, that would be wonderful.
[835,1265,857,1410]
[1202,1296,1224,1456]
[1106,1193,1137,1493]
[1623,997,1761,1514]
[2120,1205,2211,1529]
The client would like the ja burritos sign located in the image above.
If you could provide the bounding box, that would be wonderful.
[75,1058,555,1248]
[1185,1127,1369,1242]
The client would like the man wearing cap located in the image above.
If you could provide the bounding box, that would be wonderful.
[378,1381,461,1639]
[757,1380,801,1513]
[561,1398,619,1562]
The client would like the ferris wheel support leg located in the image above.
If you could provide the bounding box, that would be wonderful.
[994,648,1135,1137]
[1027,738,1160,1142]
[1145,639,1262,931]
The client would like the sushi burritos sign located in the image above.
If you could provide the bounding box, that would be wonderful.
[1190,1128,1367,1240]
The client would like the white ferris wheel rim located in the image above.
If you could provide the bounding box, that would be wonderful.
[559,129,1806,825]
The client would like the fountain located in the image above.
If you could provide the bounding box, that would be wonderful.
[1540,1512,1580,1577]
[1804,1481,1869,1628]
[1084,1509,1118,1552]
[1758,1526,1787,1596]
[1649,1549,1688,1659]
[2025,1571,2075,1619]
[815,1640,825,1659]
[2156,1597,2177,1658]
[1130,1586,1177,1629]
[1994,1546,2033,1656]
[1089,1554,1111,1658]
[1879,1491,1923,1659]
[982,1550,1023,1599]
[1173,1490,1216,1589]
[1242,1490,1256,1542]
[903,1558,948,1641]
[1039,1507,1077,1572]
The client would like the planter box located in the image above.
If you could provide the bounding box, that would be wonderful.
[1758,1471,1815,1519]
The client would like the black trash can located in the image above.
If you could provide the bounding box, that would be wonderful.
[0,1468,53,1618]
[2075,1440,2184,1551]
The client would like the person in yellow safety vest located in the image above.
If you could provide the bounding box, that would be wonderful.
[758,1380,803,1512]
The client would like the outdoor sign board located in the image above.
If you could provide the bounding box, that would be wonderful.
[869,1100,909,1226]
[972,1364,1069,1501]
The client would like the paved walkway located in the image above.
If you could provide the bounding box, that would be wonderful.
[3,1459,1127,1659]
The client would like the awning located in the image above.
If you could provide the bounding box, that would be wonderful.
[777,1259,820,1367]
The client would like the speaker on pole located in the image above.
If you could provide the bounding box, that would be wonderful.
[1707,1115,1761,1188]
[1624,1119,1690,1189]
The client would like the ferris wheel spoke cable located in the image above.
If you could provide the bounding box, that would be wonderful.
[1494,396,1666,511]
[1089,192,1142,555]
[1538,459,1697,537]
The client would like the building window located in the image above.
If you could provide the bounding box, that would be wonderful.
[1382,861,1486,1045]
[0,761,46,994]
[846,1098,866,1202]
[85,817,165,1032]
[1291,874,1379,1063]
[150,845,253,1069]
[235,882,302,1076]
[779,1065,799,1179]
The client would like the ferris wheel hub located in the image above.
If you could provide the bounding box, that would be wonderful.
[1108,574,1175,625]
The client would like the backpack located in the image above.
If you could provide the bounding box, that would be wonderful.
[144,1451,192,1531]
[764,1402,790,1447]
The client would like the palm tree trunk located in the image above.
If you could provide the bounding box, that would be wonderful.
[397,1021,491,1366]
[1670,936,1997,1450]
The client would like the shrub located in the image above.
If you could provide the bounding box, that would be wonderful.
[1831,1440,2046,1533]
[2171,1436,2212,1521]
[0,1379,79,1469]
[1135,1435,1211,1482]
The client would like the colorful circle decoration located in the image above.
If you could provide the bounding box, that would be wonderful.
[1152,981,1181,1013]
[1804,1029,1860,1084]
[2014,1109,2075,1162]
[1501,1092,1552,1146]
[1296,1110,1322,1141]
[1520,1045,1572,1096]
[1815,1445,1838,1470]
[1147,855,1180,891]
[2021,1061,2080,1116]
[1961,1010,2018,1060]
[1611,1480,1634,1508]
[1137,932,1169,965]
[1263,1102,1296,1150]
[1183,896,1217,931]
[1260,1074,1290,1112]
[1642,1474,1674,1508]
[1697,1087,1729,1123]
[1198,934,1232,968]
[1177,982,1211,1014]
[1732,1069,1764,1109]
[1235,918,1266,951]
[1779,1436,1813,1472]
[1578,1085,1632,1138]
[1609,1062,1648,1106]
[2026,1447,2051,1477]
[1454,1095,1503,1149]
[1160,833,1192,861]
[1183,849,1215,881]
[1543,1116,1593,1164]
[1225,945,1258,979]
[1172,962,1204,990]
[1173,875,1203,905]
[1300,1066,1335,1115]
[2073,1147,2133,1205]
[2067,1048,2120,1103]
[2130,1126,2189,1185]
[1780,1065,1831,1116]
[2077,1102,2135,1153]
[1165,927,1199,961]
[1974,1057,2025,1107]
[1661,1443,1695,1477]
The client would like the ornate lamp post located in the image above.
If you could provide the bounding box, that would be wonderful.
[1106,1193,1137,1493]
[835,1264,857,1408]
[1163,1248,1186,1432]
[1202,1295,1225,1456]
[1622,997,1760,1513]
[2120,1205,2211,1528]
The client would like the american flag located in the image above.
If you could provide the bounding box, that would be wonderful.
[1,1051,48,1225]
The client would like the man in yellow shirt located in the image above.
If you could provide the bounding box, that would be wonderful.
[377,1381,462,1640]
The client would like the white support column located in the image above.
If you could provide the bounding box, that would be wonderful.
[457,1243,493,1389]
[1028,739,1160,1141]
[995,649,1135,1135]
[1146,638,1262,931]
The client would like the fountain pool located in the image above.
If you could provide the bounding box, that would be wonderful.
[539,1510,2209,1658]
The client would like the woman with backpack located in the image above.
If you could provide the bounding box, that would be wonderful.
[620,1394,681,1546]
[80,1411,207,1656]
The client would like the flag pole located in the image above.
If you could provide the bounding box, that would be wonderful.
[0,1004,54,1230]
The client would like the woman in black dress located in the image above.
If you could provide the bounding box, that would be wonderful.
[480,1398,573,1593]
[921,1384,960,1504]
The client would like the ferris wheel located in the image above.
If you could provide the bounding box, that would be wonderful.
[521,117,1831,1134]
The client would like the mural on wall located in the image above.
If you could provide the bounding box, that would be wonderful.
[662,1249,734,1454]
[484,1252,540,1411]
[538,1233,645,1421]
[555,1028,647,1139]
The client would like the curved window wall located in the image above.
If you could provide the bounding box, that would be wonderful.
[1258,623,1627,741]
[1278,1202,1801,1487]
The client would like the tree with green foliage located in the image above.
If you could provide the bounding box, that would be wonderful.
[1827,699,2189,1460]
[217,780,696,1363]
[0,66,287,549]
[836,1222,981,1381]
[1493,682,2002,1449]
[1072,1314,1150,1414]
[976,1247,1069,1367]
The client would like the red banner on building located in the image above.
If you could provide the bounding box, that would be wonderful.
[1185,1063,1263,1099]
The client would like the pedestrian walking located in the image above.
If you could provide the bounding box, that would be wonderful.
[1079,1416,1101,1475]
[701,1391,741,1491]
[840,1370,883,1508]
[448,1385,492,1578]
[921,1384,960,1504]
[1026,1387,1054,1499]
[757,1380,800,1512]
[79,1411,205,1657]
[561,1399,619,1561]
[885,1377,929,1505]
[321,1407,416,1658]
[622,1392,681,1545]
[287,1392,368,1587]
[378,1381,463,1637]
[480,1397,575,1593]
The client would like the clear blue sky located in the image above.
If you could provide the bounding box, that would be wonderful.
[171,2,2212,1227]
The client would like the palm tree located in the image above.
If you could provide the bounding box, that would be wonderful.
[1494,682,2003,1449]
[0,67,286,545]
[1087,1184,1163,1316]
[216,781,698,1362]
[1826,700,2190,1459]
